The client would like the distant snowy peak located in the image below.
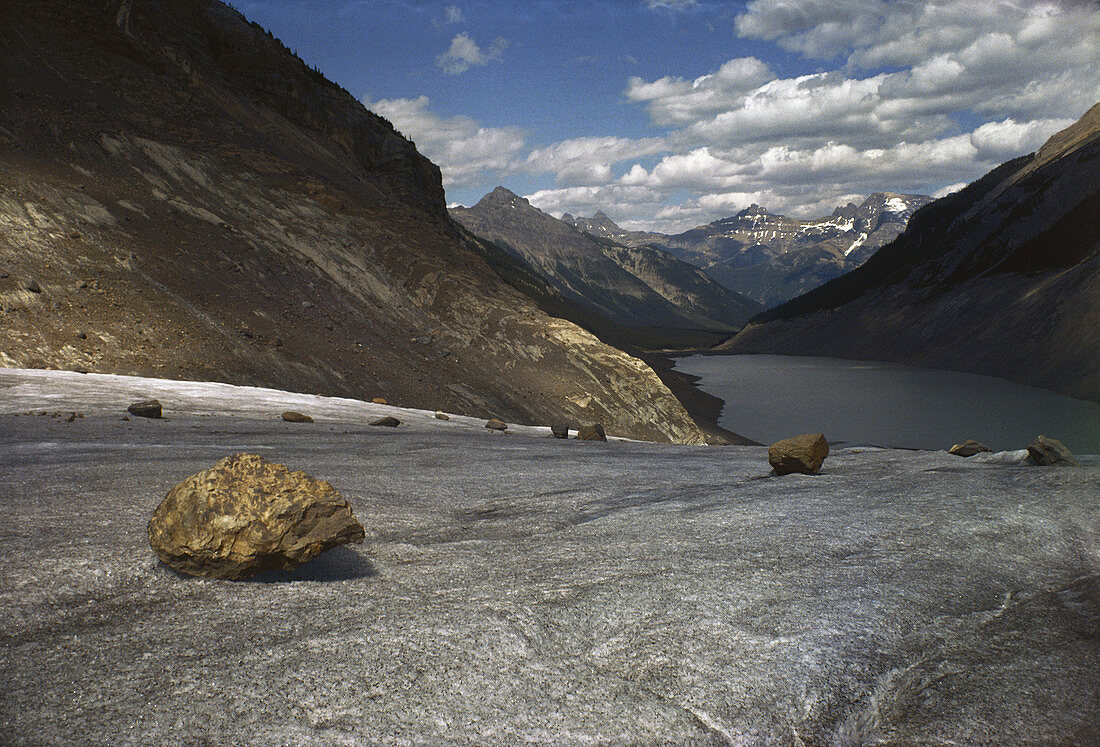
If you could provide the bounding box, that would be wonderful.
[565,210,628,239]
[832,193,932,222]
[625,191,935,308]
[713,204,796,235]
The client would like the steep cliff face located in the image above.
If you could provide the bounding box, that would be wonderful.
[722,104,1100,403]
[0,0,709,443]
[451,188,761,350]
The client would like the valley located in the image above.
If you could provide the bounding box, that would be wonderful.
[1,1,1098,744]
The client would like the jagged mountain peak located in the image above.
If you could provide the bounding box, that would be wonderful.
[566,209,629,239]
[480,185,530,207]
[586,210,622,231]
[738,204,769,216]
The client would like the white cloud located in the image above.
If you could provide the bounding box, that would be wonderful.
[735,0,889,59]
[364,96,526,186]
[628,147,748,190]
[522,136,667,185]
[968,117,1074,161]
[678,72,903,149]
[932,182,968,198]
[443,5,463,24]
[516,110,1077,231]
[436,32,508,74]
[626,57,774,126]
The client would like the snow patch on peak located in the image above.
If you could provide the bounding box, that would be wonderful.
[845,232,869,256]
[884,197,909,213]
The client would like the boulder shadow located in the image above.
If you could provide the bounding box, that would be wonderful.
[248,546,378,583]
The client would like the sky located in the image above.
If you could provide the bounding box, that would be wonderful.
[227,0,1099,233]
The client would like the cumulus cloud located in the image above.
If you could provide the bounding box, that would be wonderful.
[436,32,508,74]
[968,117,1074,161]
[364,96,526,186]
[522,137,667,185]
[520,111,1080,231]
[735,0,888,59]
[735,0,1100,74]
[595,0,1098,229]
[726,0,1098,126]
[626,57,774,126]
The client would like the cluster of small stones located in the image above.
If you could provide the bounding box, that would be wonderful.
[948,434,1079,466]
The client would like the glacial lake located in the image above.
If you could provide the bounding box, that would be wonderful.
[675,354,1100,455]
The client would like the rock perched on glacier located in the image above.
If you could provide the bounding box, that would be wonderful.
[127,399,161,418]
[1026,435,1080,467]
[551,423,570,439]
[769,433,829,475]
[577,423,607,441]
[147,453,365,579]
[280,411,313,423]
[948,439,992,457]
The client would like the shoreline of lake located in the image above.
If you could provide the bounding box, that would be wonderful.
[673,353,1100,455]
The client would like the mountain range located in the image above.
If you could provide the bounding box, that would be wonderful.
[0,0,713,444]
[565,193,932,307]
[450,188,762,351]
[722,103,1100,404]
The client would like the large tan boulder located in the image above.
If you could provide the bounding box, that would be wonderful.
[1026,435,1080,467]
[148,453,365,579]
[576,423,607,441]
[768,433,829,475]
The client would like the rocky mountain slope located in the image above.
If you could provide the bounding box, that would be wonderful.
[722,103,1100,404]
[0,0,713,443]
[568,193,931,307]
[451,188,761,350]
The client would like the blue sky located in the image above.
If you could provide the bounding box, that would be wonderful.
[229,0,1098,232]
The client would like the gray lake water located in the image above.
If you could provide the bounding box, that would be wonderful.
[675,354,1100,454]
